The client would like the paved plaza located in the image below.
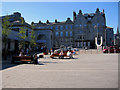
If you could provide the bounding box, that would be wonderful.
[1,53,118,88]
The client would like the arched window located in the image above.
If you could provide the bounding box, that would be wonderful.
[37,34,46,40]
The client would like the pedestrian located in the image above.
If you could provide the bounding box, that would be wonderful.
[34,54,39,64]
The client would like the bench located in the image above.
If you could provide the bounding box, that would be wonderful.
[11,56,33,64]
[50,53,72,59]
[12,54,44,64]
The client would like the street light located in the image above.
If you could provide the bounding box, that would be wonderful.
[105,28,107,47]
[81,26,84,49]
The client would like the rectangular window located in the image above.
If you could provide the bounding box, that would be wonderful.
[84,24,87,27]
[51,26,53,29]
[75,24,79,28]
[66,25,68,30]
[56,26,58,30]
[56,32,59,36]
[60,26,63,30]
[97,23,99,26]
[71,25,73,29]
[80,24,82,27]
[66,32,68,37]
[70,31,72,36]
[60,32,63,37]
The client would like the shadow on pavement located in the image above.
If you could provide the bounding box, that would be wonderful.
[51,57,78,59]
[41,61,58,64]
[2,61,20,70]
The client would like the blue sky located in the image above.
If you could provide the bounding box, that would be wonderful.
[1,2,118,33]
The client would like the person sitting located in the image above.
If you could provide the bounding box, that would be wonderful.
[59,50,64,59]
[73,49,76,55]
[67,50,73,59]
[19,52,23,56]
[50,48,53,55]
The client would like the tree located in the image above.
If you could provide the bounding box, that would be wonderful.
[30,22,36,51]
[2,15,12,60]
[18,17,27,50]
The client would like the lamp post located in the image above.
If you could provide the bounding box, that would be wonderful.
[82,26,84,49]
[94,24,103,50]
[105,28,107,48]
[97,24,98,38]
[117,36,119,48]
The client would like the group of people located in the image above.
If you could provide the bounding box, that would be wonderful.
[19,51,39,64]
[59,50,73,59]
[50,48,74,59]
[19,47,31,56]
[18,47,75,65]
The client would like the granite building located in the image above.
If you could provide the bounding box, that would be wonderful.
[1,8,114,52]
[114,27,120,48]
[33,8,113,49]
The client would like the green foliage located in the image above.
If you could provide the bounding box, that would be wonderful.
[30,23,36,47]
[18,17,27,47]
[2,15,11,39]
[2,15,12,59]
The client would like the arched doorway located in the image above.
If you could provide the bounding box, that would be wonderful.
[36,34,47,51]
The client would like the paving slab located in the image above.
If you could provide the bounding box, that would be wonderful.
[2,54,118,88]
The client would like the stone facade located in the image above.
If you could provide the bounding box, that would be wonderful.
[34,28,53,50]
[73,9,106,49]
[105,27,114,46]
[114,27,120,48]
[1,8,114,52]
[34,8,109,49]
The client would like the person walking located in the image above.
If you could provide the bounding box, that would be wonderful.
[34,54,39,64]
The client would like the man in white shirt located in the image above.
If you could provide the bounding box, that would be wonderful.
[67,50,73,59]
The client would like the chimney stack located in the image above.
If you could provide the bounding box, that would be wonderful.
[96,8,100,13]
[46,20,49,23]
[79,10,82,14]
[55,19,57,23]
[73,11,76,22]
